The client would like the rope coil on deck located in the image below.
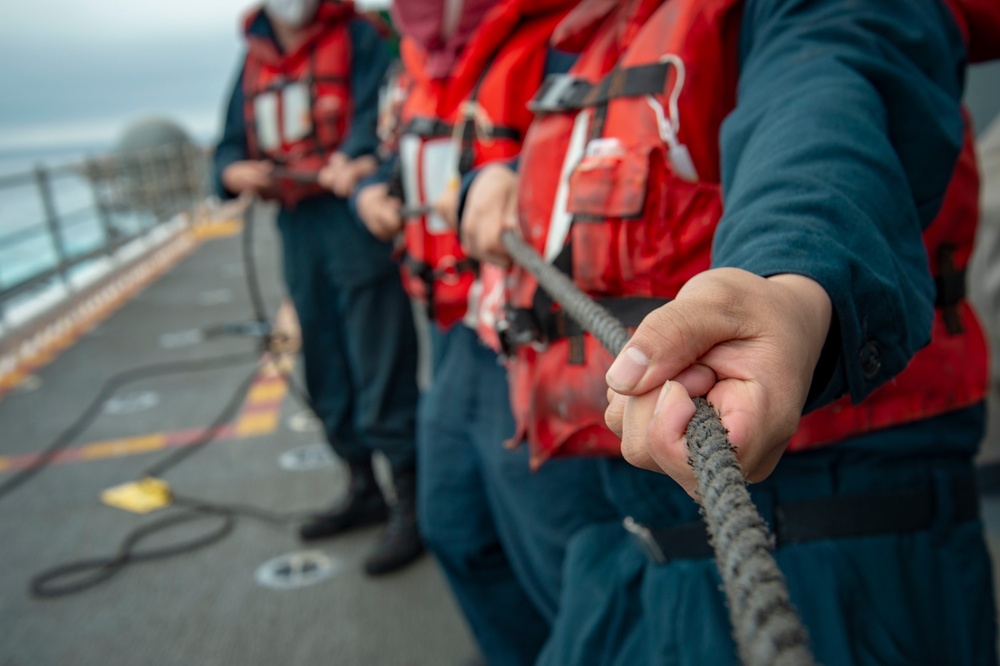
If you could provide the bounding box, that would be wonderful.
[501,230,816,666]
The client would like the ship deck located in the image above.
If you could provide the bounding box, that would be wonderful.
[1,205,999,665]
[0,209,475,666]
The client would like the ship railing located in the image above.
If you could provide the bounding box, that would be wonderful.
[0,143,210,334]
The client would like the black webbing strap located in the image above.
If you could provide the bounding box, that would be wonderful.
[306,49,325,159]
[403,253,478,296]
[402,117,454,138]
[628,479,980,563]
[528,63,670,113]
[503,296,669,353]
[401,117,520,143]
[543,297,669,342]
[456,115,521,176]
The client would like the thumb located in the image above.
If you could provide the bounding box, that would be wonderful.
[605,281,741,396]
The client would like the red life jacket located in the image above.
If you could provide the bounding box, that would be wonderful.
[242,2,355,208]
[507,0,990,468]
[396,0,577,331]
[942,0,1000,63]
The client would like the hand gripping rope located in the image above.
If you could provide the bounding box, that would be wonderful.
[500,230,816,666]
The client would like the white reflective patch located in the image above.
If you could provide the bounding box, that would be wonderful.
[288,409,322,433]
[255,550,340,590]
[399,135,458,233]
[104,390,160,415]
[254,91,281,152]
[279,443,335,471]
[282,81,313,143]
[159,329,204,349]
[421,139,459,233]
[399,134,423,208]
[197,288,233,306]
[545,111,591,262]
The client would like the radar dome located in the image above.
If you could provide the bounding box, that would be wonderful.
[116,117,193,155]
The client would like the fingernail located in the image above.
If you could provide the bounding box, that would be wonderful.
[606,346,649,391]
[653,381,671,416]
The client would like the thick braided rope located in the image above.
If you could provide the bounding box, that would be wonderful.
[502,231,815,666]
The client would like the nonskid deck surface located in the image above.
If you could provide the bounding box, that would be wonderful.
[0,217,474,666]
[2,209,1000,665]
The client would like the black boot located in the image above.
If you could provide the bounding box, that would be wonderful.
[363,467,424,575]
[299,459,388,541]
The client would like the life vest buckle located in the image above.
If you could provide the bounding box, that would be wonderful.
[528,75,592,114]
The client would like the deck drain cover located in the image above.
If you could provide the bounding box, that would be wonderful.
[288,410,322,433]
[279,444,335,471]
[255,551,339,590]
[104,390,160,415]
[197,288,233,306]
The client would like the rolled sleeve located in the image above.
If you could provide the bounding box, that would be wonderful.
[713,0,967,409]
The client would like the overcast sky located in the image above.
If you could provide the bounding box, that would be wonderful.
[1,0,995,158]
[0,0,387,155]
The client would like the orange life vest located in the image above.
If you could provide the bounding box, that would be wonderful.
[507,0,990,468]
[395,0,577,331]
[242,2,355,208]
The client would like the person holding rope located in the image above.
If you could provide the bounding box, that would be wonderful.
[461,0,1000,663]
[213,0,424,576]
[352,1,623,663]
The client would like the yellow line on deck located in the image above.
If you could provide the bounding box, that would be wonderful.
[81,434,168,460]
[236,412,281,437]
[247,380,289,404]
[192,218,243,239]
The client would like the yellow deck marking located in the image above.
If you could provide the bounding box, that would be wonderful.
[192,218,243,240]
[1,370,288,474]
[248,380,288,404]
[236,411,281,437]
[0,371,28,392]
[81,434,167,460]
[101,477,173,514]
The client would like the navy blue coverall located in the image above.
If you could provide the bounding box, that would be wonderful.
[529,0,998,664]
[213,14,419,475]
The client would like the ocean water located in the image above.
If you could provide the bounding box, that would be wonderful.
[0,141,170,293]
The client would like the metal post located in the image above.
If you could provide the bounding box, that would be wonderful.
[86,159,120,253]
[34,165,71,290]
[135,147,158,228]
[168,143,186,220]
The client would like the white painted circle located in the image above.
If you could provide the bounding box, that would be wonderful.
[159,329,204,349]
[255,550,340,590]
[104,390,160,415]
[288,410,322,433]
[279,443,336,471]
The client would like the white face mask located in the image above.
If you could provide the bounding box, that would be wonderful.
[264,0,320,28]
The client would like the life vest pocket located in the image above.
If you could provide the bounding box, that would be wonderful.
[567,142,650,220]
[567,146,720,298]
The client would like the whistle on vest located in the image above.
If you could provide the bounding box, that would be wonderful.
[645,95,698,182]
